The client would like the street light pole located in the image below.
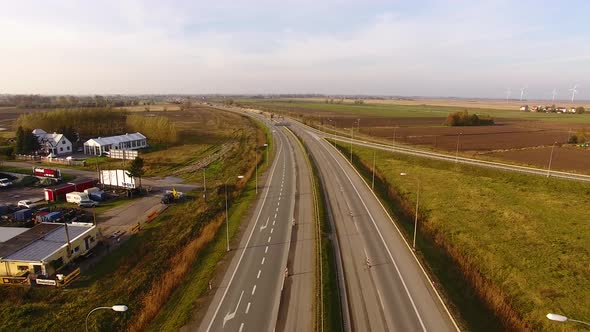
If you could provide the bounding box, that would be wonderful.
[371,150,376,190]
[455,132,462,163]
[225,181,229,251]
[547,313,590,327]
[85,305,128,332]
[264,143,269,167]
[413,180,420,250]
[547,142,557,178]
[350,126,353,162]
[203,167,207,201]
[393,127,397,146]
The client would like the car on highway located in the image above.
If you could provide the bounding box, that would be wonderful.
[0,178,13,187]
[78,199,97,208]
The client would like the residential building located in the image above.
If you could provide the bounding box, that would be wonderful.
[83,132,147,156]
[32,129,73,156]
[0,223,98,278]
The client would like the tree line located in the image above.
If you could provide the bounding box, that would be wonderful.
[445,110,494,126]
[126,114,178,144]
[0,95,149,109]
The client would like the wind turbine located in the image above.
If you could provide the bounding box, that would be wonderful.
[505,88,511,102]
[552,89,557,102]
[569,84,578,102]
[520,86,527,101]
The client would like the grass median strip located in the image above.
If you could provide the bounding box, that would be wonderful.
[290,129,343,332]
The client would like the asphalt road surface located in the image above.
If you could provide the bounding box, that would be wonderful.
[289,119,459,332]
[198,122,313,332]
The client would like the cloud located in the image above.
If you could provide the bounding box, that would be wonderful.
[0,0,588,98]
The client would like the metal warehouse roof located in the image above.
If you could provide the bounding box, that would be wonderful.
[84,132,146,147]
[0,227,29,243]
[1,223,95,262]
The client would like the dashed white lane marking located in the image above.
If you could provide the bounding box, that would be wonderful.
[257,270,261,279]
[251,284,257,295]
[239,323,244,332]
[354,221,360,232]
[272,220,276,225]
[268,236,271,243]
[274,213,277,219]
[261,257,265,265]
[278,196,281,201]
[245,302,251,314]
[276,207,279,212]
[270,228,274,234]
[265,246,268,253]
[277,201,280,206]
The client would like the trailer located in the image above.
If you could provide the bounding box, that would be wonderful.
[66,192,90,204]
[13,209,33,222]
[67,179,95,192]
[44,183,76,202]
[100,170,136,189]
[33,167,62,179]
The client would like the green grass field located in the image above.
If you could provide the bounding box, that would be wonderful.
[335,141,590,331]
[238,99,590,124]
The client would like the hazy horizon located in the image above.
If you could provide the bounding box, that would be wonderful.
[1,0,589,100]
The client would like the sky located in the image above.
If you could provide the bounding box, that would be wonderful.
[1,0,589,99]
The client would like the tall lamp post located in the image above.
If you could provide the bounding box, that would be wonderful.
[400,172,420,250]
[547,313,590,327]
[371,150,376,190]
[263,143,269,167]
[546,142,557,178]
[350,119,360,162]
[225,175,244,252]
[86,305,128,332]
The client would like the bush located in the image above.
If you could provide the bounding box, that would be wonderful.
[576,106,585,114]
[445,110,494,126]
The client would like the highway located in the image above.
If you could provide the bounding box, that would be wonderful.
[289,119,459,332]
[197,121,315,332]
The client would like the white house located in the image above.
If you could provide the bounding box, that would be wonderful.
[83,132,147,156]
[32,129,73,156]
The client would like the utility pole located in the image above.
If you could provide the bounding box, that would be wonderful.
[371,150,376,190]
[455,132,462,163]
[393,127,398,146]
[547,142,557,178]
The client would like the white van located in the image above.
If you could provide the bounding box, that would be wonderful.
[66,192,90,204]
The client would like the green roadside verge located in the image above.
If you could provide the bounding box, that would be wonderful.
[289,129,343,332]
[147,117,273,331]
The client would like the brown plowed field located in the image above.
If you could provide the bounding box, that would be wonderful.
[317,115,590,173]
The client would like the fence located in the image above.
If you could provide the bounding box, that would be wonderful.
[16,155,86,166]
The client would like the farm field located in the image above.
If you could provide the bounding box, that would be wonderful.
[336,141,590,331]
[237,98,590,172]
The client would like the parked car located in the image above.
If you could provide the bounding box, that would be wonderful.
[17,200,33,208]
[78,200,97,208]
[0,178,13,187]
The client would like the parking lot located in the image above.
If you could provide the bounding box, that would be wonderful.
[0,186,44,205]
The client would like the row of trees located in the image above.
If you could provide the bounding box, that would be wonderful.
[126,114,178,144]
[15,126,40,154]
[16,108,127,137]
[568,129,588,144]
[0,95,145,109]
[445,110,494,126]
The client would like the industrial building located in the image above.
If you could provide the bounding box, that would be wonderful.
[0,223,98,279]
[83,132,147,156]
